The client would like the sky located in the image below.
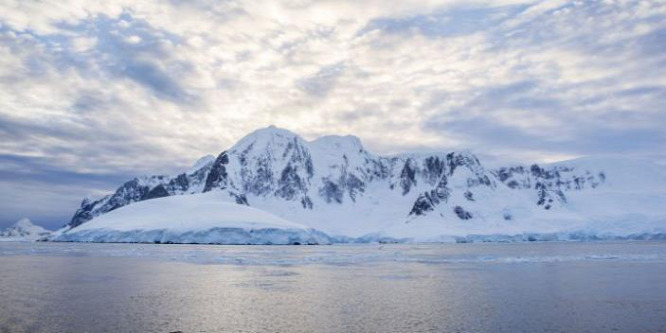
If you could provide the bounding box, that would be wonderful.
[0,0,665,229]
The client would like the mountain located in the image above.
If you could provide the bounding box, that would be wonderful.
[0,218,51,241]
[56,126,666,243]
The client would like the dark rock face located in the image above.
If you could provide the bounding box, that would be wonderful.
[409,193,436,216]
[143,184,170,200]
[167,174,189,193]
[409,176,453,216]
[67,179,149,228]
[493,163,604,210]
[399,159,417,195]
[107,179,151,211]
[203,151,229,192]
[406,152,493,218]
[68,178,157,228]
[318,168,367,204]
[277,164,306,200]
[424,157,446,184]
[66,156,215,229]
[244,157,274,196]
[320,179,343,204]
[68,196,110,228]
[344,173,365,202]
[232,193,249,205]
[454,206,472,220]
[301,196,313,209]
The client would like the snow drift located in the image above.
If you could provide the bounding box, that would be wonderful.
[51,192,331,245]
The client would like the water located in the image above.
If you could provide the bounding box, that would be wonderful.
[1,242,666,332]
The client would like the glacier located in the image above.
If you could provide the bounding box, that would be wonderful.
[51,126,666,244]
[50,192,330,245]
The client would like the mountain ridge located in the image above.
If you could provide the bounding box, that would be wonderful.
[60,126,666,241]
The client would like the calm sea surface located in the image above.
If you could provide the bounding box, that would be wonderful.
[1,241,666,333]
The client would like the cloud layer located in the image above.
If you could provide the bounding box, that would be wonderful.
[1,0,665,228]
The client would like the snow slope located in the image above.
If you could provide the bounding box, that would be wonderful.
[51,192,330,245]
[0,218,51,241]
[57,126,666,243]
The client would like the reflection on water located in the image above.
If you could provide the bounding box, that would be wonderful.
[1,242,665,332]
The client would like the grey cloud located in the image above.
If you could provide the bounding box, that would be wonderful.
[414,1,666,160]
[423,78,666,158]
[426,114,666,157]
[499,2,666,59]
[35,13,196,103]
[358,5,526,38]
[296,62,345,97]
[0,154,129,188]
[0,154,133,229]
[427,81,563,121]
[0,112,187,175]
[122,60,191,101]
[71,91,118,113]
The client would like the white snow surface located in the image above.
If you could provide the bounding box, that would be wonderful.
[0,218,51,241]
[52,192,330,245]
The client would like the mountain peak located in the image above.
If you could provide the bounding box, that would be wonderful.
[1,218,51,239]
[249,125,299,138]
[230,126,303,153]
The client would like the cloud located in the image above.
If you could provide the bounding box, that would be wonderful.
[297,61,345,97]
[0,154,132,229]
[0,0,665,228]
[359,5,524,38]
[53,13,194,102]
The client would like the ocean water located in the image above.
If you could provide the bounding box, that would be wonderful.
[1,241,665,332]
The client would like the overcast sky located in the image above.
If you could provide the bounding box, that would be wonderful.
[1,0,665,229]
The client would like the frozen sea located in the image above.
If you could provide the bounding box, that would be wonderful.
[1,241,666,332]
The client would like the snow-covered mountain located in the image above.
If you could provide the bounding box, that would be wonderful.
[0,218,51,241]
[57,126,666,243]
